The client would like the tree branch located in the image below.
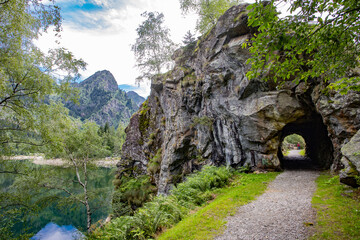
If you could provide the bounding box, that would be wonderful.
[0,170,26,175]
[0,140,46,146]
[41,183,86,205]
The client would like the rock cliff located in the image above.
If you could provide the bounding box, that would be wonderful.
[119,4,360,193]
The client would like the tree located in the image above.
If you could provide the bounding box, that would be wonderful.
[113,122,126,156]
[182,30,196,45]
[0,0,87,154]
[131,12,176,83]
[43,120,111,234]
[0,0,87,236]
[179,0,243,34]
[244,0,360,94]
[1,118,112,237]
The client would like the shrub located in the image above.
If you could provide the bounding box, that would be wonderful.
[112,175,157,217]
[171,166,232,206]
[132,196,187,238]
[147,149,162,175]
[91,215,135,240]
[94,166,233,239]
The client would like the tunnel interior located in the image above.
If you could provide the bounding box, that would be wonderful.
[277,114,334,169]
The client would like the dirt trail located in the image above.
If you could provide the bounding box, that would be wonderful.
[287,149,303,158]
[216,170,319,240]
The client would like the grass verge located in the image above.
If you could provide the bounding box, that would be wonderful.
[299,149,306,156]
[157,172,279,240]
[311,173,360,239]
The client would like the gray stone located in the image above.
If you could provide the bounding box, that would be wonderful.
[339,130,360,187]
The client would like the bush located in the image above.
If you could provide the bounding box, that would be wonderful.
[171,166,232,206]
[112,175,157,217]
[93,166,234,239]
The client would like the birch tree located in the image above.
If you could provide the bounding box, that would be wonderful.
[179,0,243,34]
[131,12,176,83]
[42,120,111,234]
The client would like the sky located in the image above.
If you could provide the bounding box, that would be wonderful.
[37,0,291,98]
[37,0,199,97]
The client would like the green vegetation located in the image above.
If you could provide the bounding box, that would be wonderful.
[131,12,177,83]
[40,121,112,233]
[179,0,243,34]
[0,1,129,236]
[245,0,360,94]
[282,134,306,154]
[92,166,278,239]
[158,172,279,239]
[112,175,157,218]
[148,149,162,176]
[191,116,214,129]
[0,0,86,156]
[0,161,114,237]
[98,122,127,156]
[139,99,150,138]
[182,30,196,45]
[299,149,306,156]
[311,173,360,239]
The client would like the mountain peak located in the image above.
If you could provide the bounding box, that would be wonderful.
[80,70,118,92]
[66,70,141,127]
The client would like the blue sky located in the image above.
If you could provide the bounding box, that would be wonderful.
[56,0,128,30]
[37,0,199,97]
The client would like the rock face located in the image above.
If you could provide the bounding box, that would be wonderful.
[66,70,142,127]
[339,130,360,187]
[119,4,360,193]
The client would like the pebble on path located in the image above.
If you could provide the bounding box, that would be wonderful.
[215,170,319,240]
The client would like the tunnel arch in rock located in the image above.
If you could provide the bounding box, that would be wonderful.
[277,113,334,169]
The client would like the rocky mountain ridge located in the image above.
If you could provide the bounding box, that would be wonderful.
[119,4,360,193]
[66,70,145,127]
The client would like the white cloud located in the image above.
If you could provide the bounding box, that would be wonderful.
[37,0,198,97]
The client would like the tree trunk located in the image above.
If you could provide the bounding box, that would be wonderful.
[83,158,92,233]
[72,156,92,233]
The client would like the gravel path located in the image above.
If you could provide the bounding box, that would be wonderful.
[216,170,319,240]
[287,150,303,158]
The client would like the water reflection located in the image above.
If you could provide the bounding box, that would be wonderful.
[31,223,84,240]
[0,160,115,237]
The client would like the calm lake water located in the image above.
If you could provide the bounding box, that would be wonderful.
[0,160,115,239]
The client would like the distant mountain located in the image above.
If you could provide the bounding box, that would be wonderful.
[118,84,150,98]
[66,70,141,127]
[126,91,145,107]
[118,84,139,92]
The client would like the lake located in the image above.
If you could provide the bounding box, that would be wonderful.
[0,160,115,239]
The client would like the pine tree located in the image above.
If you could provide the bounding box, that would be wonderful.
[182,30,196,45]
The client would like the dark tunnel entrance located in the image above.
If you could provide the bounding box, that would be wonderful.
[278,114,334,170]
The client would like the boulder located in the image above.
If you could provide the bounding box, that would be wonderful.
[339,130,360,187]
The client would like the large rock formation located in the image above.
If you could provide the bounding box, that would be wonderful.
[119,4,360,193]
[66,70,144,127]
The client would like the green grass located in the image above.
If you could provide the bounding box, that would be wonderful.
[299,149,306,156]
[311,173,360,240]
[157,172,279,240]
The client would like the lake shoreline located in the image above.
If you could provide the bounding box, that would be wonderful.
[3,155,118,168]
